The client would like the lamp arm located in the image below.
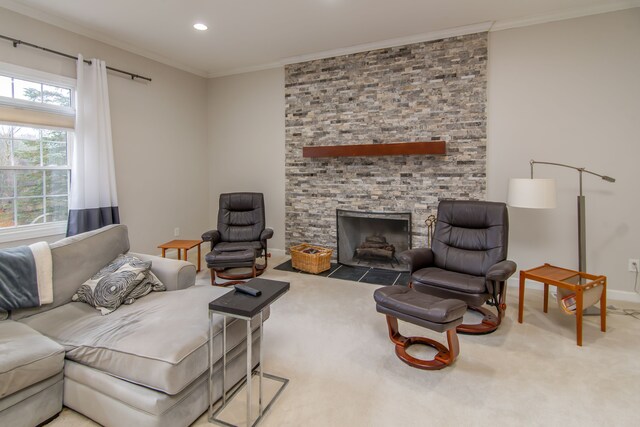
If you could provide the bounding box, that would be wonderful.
[530,160,582,178]
[526,159,615,275]
[530,160,616,183]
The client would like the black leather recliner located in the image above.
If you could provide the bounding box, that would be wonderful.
[399,200,517,334]
[202,193,273,280]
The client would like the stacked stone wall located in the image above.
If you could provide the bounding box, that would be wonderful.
[285,33,487,252]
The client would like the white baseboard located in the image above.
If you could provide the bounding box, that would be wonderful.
[268,248,286,258]
[507,278,640,304]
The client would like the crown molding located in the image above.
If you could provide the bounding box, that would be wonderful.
[490,0,640,32]
[280,21,494,66]
[207,62,288,79]
[0,0,209,78]
[207,21,493,78]
[208,1,640,78]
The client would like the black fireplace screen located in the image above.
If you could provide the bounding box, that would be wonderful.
[336,209,411,271]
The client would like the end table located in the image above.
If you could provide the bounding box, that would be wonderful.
[208,278,290,426]
[518,264,606,346]
[158,239,202,272]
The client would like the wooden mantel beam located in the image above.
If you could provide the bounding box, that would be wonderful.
[302,141,446,158]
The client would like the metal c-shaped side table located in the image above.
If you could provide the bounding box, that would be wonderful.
[208,278,290,426]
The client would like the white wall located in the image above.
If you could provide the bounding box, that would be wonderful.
[206,8,639,294]
[487,8,640,295]
[0,7,210,257]
[3,6,637,296]
[207,69,286,251]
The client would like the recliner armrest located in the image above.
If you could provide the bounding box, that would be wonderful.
[398,248,434,273]
[201,230,221,251]
[260,228,274,242]
[486,260,517,282]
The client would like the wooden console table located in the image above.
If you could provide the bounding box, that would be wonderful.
[518,264,606,346]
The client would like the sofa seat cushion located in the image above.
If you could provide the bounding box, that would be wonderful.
[0,320,64,398]
[20,285,266,395]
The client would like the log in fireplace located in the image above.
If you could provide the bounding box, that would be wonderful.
[336,209,411,271]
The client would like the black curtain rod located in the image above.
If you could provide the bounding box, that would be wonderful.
[0,34,152,82]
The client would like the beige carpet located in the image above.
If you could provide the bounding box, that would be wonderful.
[48,257,640,426]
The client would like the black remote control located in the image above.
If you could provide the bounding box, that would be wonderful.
[234,284,262,297]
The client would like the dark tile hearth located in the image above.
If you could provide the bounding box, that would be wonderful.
[274,260,410,286]
[360,268,408,286]
[329,265,370,282]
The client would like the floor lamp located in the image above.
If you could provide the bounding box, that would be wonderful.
[507,160,616,275]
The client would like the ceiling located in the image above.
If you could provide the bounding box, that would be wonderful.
[0,0,635,77]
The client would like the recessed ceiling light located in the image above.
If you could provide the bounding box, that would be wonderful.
[193,23,208,31]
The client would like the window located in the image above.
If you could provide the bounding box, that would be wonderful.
[0,75,72,108]
[0,62,75,242]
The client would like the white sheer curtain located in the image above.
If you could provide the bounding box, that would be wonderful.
[67,55,119,236]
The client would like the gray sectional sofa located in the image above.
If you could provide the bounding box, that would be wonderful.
[0,320,64,426]
[0,224,264,427]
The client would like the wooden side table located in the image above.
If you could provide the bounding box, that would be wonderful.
[518,263,606,346]
[158,239,202,272]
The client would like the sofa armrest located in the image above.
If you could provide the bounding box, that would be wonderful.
[486,260,517,282]
[397,248,434,274]
[128,252,196,291]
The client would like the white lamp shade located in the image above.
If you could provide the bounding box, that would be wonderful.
[507,178,557,209]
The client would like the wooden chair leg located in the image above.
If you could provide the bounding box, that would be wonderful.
[445,329,460,362]
[456,306,501,335]
[457,281,507,335]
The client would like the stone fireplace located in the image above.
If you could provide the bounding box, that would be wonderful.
[337,210,411,271]
[284,32,487,255]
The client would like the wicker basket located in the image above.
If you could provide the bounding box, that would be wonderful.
[290,243,333,274]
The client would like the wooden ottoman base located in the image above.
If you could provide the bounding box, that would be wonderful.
[211,263,266,287]
[385,316,460,370]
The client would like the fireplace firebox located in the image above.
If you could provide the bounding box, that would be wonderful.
[336,209,411,271]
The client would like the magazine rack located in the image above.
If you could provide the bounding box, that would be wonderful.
[518,264,606,346]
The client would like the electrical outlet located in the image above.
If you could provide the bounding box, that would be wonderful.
[174,227,180,237]
[629,259,639,272]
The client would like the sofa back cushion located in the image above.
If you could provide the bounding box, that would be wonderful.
[11,225,130,320]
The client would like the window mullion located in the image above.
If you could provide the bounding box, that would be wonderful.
[12,169,17,227]
[9,128,14,166]
[42,169,47,224]
[39,128,43,166]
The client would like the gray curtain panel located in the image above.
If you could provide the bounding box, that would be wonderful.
[67,207,120,237]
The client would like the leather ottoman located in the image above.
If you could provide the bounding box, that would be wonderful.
[205,249,256,286]
[374,286,467,370]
